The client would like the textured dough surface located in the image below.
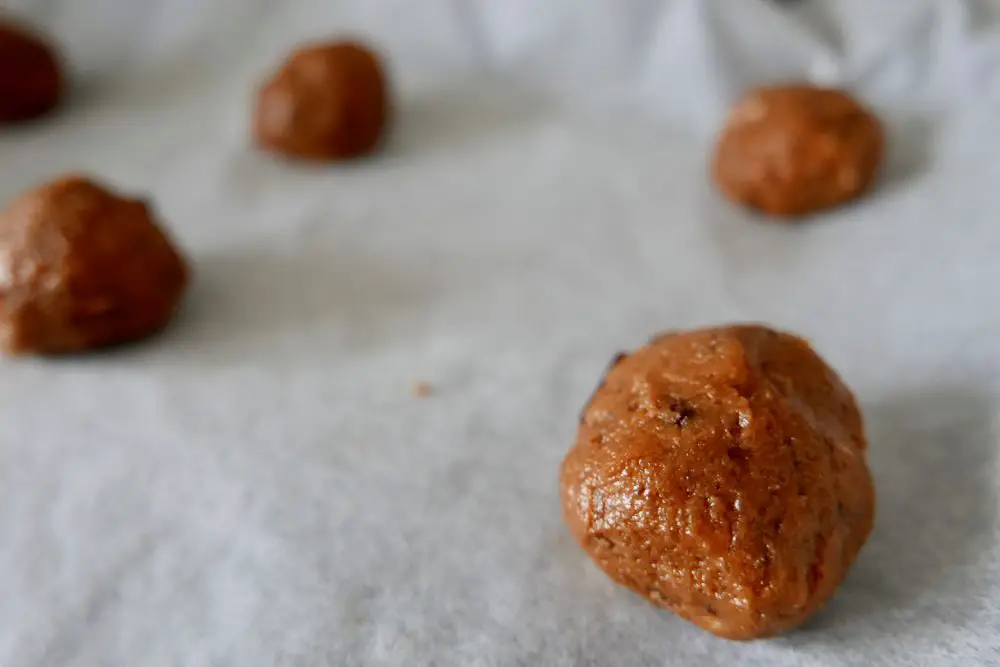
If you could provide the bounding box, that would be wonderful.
[711,84,883,217]
[560,325,875,639]
[0,175,190,354]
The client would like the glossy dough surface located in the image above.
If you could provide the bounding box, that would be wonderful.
[712,85,883,217]
[0,176,189,354]
[561,325,875,639]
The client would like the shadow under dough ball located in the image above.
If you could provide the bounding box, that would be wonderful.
[560,325,875,640]
[0,176,190,354]
[712,84,883,217]
[253,40,389,160]
[0,18,63,122]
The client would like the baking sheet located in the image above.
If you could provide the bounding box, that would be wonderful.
[1,0,999,665]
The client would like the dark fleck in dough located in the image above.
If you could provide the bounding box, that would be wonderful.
[253,40,389,161]
[711,84,883,218]
[0,18,63,122]
[560,325,875,640]
[0,175,190,354]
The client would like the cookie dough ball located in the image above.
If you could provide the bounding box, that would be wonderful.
[560,325,874,640]
[0,18,63,122]
[712,84,883,217]
[0,176,190,354]
[253,40,389,160]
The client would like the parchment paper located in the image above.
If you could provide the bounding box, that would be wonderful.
[1,0,999,665]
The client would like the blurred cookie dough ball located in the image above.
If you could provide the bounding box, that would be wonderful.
[0,18,63,122]
[0,176,190,354]
[712,84,883,217]
[560,325,875,639]
[253,40,389,160]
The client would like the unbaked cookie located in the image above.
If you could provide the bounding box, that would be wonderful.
[560,325,875,639]
[712,84,883,217]
[253,40,389,160]
[0,175,190,354]
[0,18,63,122]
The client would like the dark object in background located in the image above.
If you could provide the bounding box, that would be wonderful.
[0,176,190,354]
[711,84,883,218]
[253,40,389,161]
[560,325,875,640]
[0,18,63,122]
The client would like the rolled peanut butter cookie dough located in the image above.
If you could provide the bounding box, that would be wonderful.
[253,40,389,161]
[0,18,63,122]
[712,84,883,217]
[0,175,190,354]
[560,325,875,640]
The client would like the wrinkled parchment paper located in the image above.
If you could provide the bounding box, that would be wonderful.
[1,0,999,664]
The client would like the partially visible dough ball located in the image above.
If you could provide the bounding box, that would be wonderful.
[0,18,63,122]
[560,325,875,640]
[0,176,190,354]
[253,40,389,160]
[712,84,883,217]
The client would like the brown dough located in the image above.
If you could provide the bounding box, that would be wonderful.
[0,18,63,122]
[253,40,389,161]
[0,175,190,354]
[560,325,875,640]
[711,84,883,217]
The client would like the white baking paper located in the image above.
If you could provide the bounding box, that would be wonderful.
[1,0,999,665]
